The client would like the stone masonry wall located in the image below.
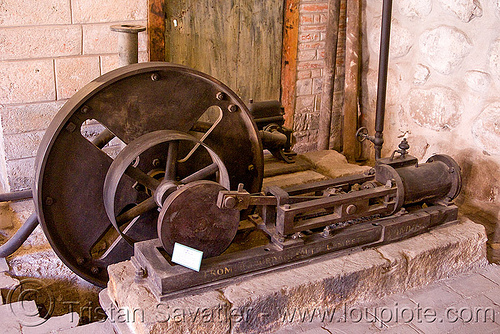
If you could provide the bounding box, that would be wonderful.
[2,0,497,220]
[0,0,148,191]
[362,0,500,220]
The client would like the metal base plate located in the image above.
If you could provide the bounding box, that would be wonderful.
[133,204,458,301]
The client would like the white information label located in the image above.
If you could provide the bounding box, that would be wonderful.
[171,242,203,272]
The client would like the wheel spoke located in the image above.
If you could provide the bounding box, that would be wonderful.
[180,162,219,184]
[165,141,179,181]
[91,128,115,149]
[124,165,160,191]
[116,197,157,225]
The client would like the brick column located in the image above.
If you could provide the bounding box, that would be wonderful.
[292,1,328,153]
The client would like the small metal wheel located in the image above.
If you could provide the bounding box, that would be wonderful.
[34,63,263,286]
[158,180,240,258]
[356,127,369,142]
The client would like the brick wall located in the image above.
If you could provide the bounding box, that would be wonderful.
[0,0,148,191]
[292,1,328,153]
[292,0,346,153]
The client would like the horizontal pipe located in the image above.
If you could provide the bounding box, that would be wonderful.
[0,213,38,258]
[0,190,33,202]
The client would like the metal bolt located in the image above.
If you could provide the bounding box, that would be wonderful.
[76,257,85,265]
[66,122,76,133]
[346,204,357,215]
[80,105,90,114]
[223,196,237,209]
[228,104,238,112]
[216,92,225,101]
[45,197,54,206]
[248,164,255,171]
[134,183,145,192]
[152,158,161,167]
[91,267,100,275]
[275,234,285,243]
[135,267,146,279]
[151,73,160,81]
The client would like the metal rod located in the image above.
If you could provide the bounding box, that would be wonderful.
[110,24,146,67]
[374,0,393,160]
[0,190,32,202]
[0,213,38,258]
[318,0,342,150]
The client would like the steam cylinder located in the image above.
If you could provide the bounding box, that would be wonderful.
[375,154,462,211]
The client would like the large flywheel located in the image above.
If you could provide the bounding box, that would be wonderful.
[34,62,263,287]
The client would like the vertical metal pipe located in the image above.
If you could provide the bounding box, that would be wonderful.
[110,25,147,67]
[317,0,342,151]
[374,0,392,160]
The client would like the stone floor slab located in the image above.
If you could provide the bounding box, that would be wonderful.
[445,273,498,298]
[480,265,500,285]
[406,284,463,310]
[56,319,116,333]
[22,312,79,334]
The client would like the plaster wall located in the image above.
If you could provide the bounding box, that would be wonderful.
[362,0,499,220]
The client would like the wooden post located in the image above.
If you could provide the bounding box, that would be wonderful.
[281,0,300,129]
[148,0,166,61]
[317,0,342,150]
[342,0,361,161]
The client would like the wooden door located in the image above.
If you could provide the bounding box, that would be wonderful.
[164,0,284,103]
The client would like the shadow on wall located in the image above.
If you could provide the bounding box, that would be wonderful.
[454,148,500,263]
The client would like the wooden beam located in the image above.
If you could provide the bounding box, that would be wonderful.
[317,0,342,150]
[281,0,300,129]
[148,0,166,61]
[342,0,361,161]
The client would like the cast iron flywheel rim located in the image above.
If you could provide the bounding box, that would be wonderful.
[34,62,263,287]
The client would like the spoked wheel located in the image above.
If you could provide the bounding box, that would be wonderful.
[103,129,231,245]
[34,62,263,287]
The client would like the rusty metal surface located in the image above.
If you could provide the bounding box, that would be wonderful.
[135,205,459,300]
[158,181,240,258]
[34,63,263,287]
[376,154,462,207]
[103,130,231,245]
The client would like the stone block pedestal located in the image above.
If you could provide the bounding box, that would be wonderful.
[102,218,487,334]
